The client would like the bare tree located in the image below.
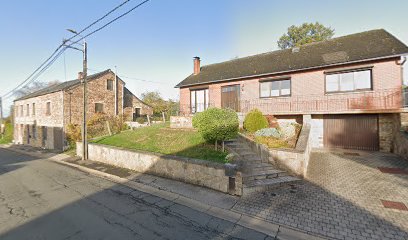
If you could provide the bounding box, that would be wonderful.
[14,80,60,98]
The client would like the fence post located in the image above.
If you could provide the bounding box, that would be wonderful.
[147,115,151,126]
[162,112,166,123]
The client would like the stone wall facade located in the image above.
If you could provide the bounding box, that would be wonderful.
[123,90,153,121]
[77,142,242,195]
[14,70,149,150]
[14,91,64,149]
[63,71,125,126]
[392,113,408,161]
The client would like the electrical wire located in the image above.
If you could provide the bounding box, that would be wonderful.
[1,0,138,99]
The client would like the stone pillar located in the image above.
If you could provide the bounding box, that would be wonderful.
[302,114,312,126]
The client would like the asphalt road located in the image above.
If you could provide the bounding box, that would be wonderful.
[0,148,272,240]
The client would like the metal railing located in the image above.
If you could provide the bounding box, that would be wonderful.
[176,88,406,115]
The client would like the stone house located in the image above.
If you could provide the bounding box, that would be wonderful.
[175,29,408,152]
[123,88,152,121]
[13,69,152,150]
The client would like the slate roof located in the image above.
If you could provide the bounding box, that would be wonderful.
[176,29,408,88]
[15,69,112,101]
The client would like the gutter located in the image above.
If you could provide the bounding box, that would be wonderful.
[175,53,408,88]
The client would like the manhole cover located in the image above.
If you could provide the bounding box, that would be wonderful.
[381,200,408,211]
[378,167,408,175]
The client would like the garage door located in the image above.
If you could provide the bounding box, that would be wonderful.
[324,114,379,151]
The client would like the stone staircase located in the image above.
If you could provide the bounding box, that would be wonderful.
[225,139,300,196]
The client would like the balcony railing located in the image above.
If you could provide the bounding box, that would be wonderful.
[177,88,406,116]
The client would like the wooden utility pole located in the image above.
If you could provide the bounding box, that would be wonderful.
[0,97,3,139]
[82,40,88,160]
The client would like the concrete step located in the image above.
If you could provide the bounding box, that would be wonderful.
[242,169,287,181]
[242,176,301,196]
[243,162,273,168]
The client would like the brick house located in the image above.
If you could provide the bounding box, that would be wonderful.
[175,29,408,152]
[13,69,152,150]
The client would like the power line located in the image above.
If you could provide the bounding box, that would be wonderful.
[1,0,136,98]
[88,68,164,84]
[67,0,150,46]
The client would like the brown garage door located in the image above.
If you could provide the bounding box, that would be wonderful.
[324,114,379,151]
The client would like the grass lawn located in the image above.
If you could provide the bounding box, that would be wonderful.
[92,123,228,163]
[0,122,13,145]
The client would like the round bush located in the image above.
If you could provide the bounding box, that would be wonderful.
[243,109,268,133]
[192,108,239,143]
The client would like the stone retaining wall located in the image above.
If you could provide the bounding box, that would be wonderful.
[76,142,242,195]
[170,116,193,128]
[238,123,312,177]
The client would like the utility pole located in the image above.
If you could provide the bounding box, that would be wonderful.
[82,40,88,160]
[0,97,3,139]
[64,29,88,160]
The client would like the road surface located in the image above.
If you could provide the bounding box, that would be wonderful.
[0,148,273,240]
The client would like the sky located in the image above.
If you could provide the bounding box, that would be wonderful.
[1,0,408,116]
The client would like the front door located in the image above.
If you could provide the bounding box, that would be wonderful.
[133,108,141,121]
[221,85,240,111]
[42,126,47,148]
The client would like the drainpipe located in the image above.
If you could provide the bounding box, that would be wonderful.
[397,56,407,108]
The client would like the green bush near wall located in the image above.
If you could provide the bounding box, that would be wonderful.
[192,108,239,144]
[243,108,269,133]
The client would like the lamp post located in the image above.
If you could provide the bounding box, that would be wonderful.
[64,29,88,160]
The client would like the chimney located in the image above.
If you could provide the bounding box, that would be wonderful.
[78,72,84,79]
[193,57,201,75]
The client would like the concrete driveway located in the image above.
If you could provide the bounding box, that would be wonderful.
[233,149,408,240]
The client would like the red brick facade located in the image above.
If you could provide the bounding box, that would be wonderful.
[179,58,404,115]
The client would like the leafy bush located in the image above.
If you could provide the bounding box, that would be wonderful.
[192,108,239,144]
[243,109,268,133]
[66,124,81,147]
[136,117,146,124]
[255,128,281,138]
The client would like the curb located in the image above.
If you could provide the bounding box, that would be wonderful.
[0,145,327,240]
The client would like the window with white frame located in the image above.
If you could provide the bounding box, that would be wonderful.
[325,69,372,93]
[260,79,291,97]
[190,89,209,113]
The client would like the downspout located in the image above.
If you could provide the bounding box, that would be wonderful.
[62,91,66,150]
[397,56,407,108]
[114,69,118,115]
[397,56,407,84]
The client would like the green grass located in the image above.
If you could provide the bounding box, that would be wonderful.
[92,123,228,163]
[0,122,13,145]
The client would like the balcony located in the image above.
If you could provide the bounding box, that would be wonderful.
[240,88,407,115]
[179,88,408,116]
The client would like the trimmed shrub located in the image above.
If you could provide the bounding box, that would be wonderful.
[192,108,239,144]
[243,109,268,133]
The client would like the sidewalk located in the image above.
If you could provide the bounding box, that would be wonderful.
[0,144,326,240]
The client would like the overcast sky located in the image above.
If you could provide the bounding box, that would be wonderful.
[1,0,407,115]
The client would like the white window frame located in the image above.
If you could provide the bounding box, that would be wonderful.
[325,69,372,93]
[259,79,291,98]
